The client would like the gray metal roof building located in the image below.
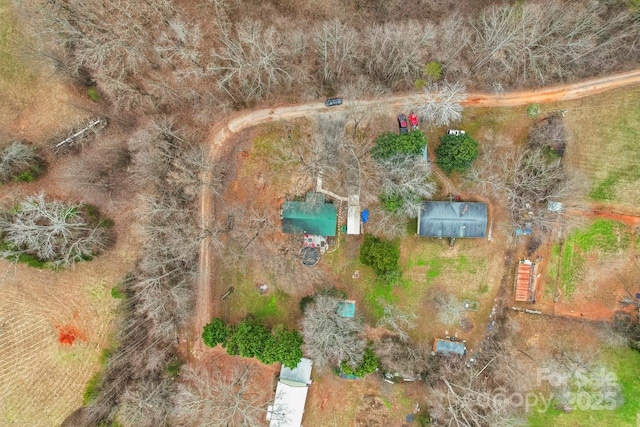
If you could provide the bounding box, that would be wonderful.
[417,202,487,238]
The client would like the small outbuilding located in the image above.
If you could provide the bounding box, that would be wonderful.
[417,202,488,238]
[336,300,356,318]
[268,358,313,427]
[432,338,467,357]
[514,260,537,303]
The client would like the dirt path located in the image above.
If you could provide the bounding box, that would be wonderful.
[194,69,640,350]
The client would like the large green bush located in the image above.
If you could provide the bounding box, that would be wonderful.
[371,131,427,161]
[223,319,271,358]
[202,317,303,368]
[341,344,378,377]
[359,234,400,282]
[435,133,479,174]
[202,318,231,347]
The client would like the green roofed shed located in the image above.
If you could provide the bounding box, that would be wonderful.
[336,300,356,318]
[281,193,337,237]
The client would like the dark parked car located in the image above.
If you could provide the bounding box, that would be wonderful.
[398,113,408,134]
[325,97,343,107]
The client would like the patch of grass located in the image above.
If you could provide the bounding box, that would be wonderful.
[110,286,124,299]
[478,283,490,295]
[529,347,640,427]
[87,86,102,102]
[572,219,630,253]
[364,282,397,319]
[425,258,443,281]
[82,372,102,405]
[253,295,279,320]
[590,171,621,201]
[559,242,584,296]
[558,220,630,296]
[545,243,561,297]
[166,359,183,378]
[565,86,640,206]
[222,265,294,326]
[0,0,36,92]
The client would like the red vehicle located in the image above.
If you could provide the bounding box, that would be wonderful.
[398,114,408,134]
[408,113,419,130]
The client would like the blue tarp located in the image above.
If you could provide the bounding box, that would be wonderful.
[361,209,369,223]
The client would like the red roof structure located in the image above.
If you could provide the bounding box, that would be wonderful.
[515,260,536,303]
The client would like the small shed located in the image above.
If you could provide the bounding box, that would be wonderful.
[432,339,466,357]
[514,260,536,303]
[281,193,337,237]
[336,300,356,318]
[417,202,487,238]
[268,358,313,427]
[346,195,361,235]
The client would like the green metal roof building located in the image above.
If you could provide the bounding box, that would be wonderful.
[281,195,337,237]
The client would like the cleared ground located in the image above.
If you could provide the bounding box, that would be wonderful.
[0,3,134,424]
[558,86,640,210]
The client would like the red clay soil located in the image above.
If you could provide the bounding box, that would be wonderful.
[56,325,86,346]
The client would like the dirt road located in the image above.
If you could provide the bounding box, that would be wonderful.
[193,68,640,353]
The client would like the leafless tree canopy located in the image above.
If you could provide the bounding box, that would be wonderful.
[429,334,526,427]
[0,194,111,268]
[466,116,585,233]
[77,119,219,426]
[0,141,43,183]
[28,0,640,112]
[374,335,432,379]
[408,81,467,128]
[472,2,637,86]
[376,301,417,342]
[378,154,437,218]
[434,293,465,326]
[300,294,366,369]
[170,365,269,427]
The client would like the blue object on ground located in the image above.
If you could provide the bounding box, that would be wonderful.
[361,209,369,223]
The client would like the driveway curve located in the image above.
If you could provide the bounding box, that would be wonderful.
[194,68,640,347]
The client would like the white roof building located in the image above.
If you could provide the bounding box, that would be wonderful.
[267,358,313,427]
[346,195,361,235]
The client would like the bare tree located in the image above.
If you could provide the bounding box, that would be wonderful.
[117,378,174,427]
[0,141,43,183]
[171,365,269,427]
[429,335,526,426]
[506,148,585,232]
[471,3,637,86]
[362,21,435,86]
[300,294,366,369]
[0,193,111,268]
[367,205,411,240]
[210,19,293,102]
[374,335,431,379]
[376,301,417,342]
[434,293,465,326]
[409,81,466,128]
[313,19,358,85]
[378,154,436,218]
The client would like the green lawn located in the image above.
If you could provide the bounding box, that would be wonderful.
[220,265,295,328]
[564,86,640,207]
[555,220,631,296]
[0,0,36,101]
[529,347,640,427]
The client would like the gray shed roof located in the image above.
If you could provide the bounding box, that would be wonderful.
[417,202,487,238]
[433,339,466,356]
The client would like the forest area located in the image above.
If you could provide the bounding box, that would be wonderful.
[1,0,640,426]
